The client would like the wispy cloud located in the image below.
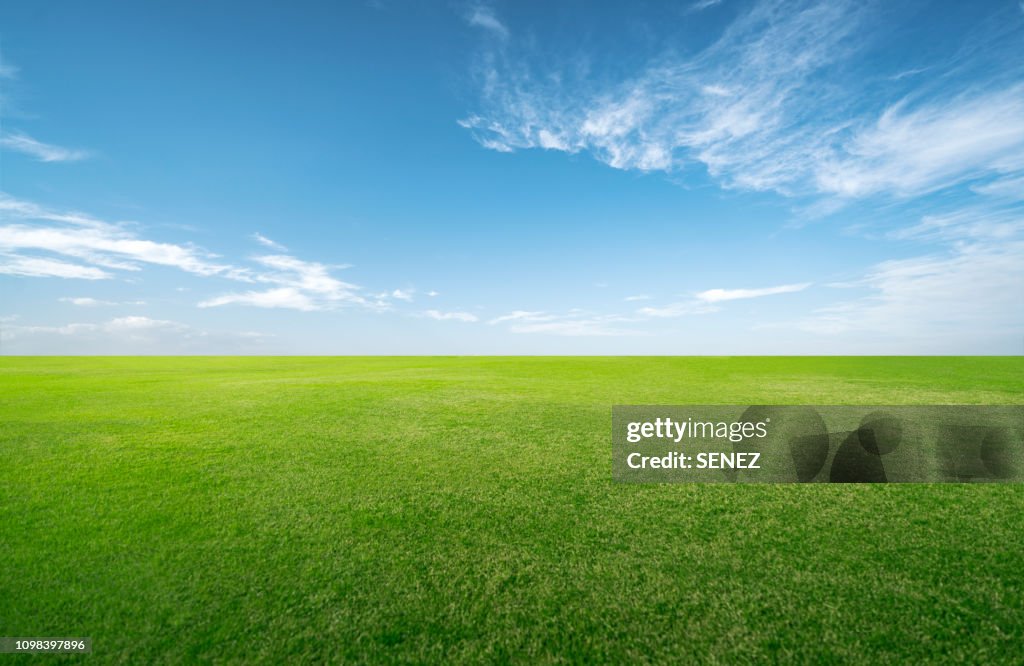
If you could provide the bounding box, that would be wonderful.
[423,309,478,322]
[391,288,414,301]
[815,86,1024,198]
[624,294,652,302]
[0,254,110,279]
[2,316,184,339]
[0,193,238,278]
[696,282,810,302]
[513,315,641,336]
[1,193,405,315]
[1,316,272,353]
[252,255,360,301]
[201,254,374,311]
[488,310,553,325]
[61,297,113,306]
[251,232,287,251]
[460,0,1024,204]
[972,174,1024,200]
[800,243,1024,341]
[0,132,90,162]
[636,301,719,318]
[797,206,1024,349]
[106,316,186,333]
[633,283,807,317]
[466,4,508,39]
[886,205,1024,243]
[199,287,318,311]
[461,0,866,185]
[454,0,1024,351]
[689,0,724,12]
[489,309,643,336]
[59,296,146,307]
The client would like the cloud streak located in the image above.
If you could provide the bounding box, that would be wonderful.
[200,254,378,311]
[0,254,110,279]
[798,205,1024,350]
[60,297,145,307]
[0,194,236,278]
[0,132,90,162]
[251,232,287,251]
[1,194,393,314]
[489,309,643,336]
[1,316,271,353]
[199,287,318,311]
[689,0,724,11]
[466,4,508,39]
[696,282,810,303]
[460,0,1024,204]
[423,309,478,322]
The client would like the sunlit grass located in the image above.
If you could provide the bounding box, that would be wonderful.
[2,357,1022,662]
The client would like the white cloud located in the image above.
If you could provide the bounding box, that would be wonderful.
[199,287,318,311]
[696,282,810,303]
[59,296,146,307]
[637,301,719,318]
[4,316,182,338]
[487,310,553,325]
[511,314,642,336]
[201,252,374,312]
[0,132,90,162]
[423,309,478,322]
[797,205,1024,349]
[799,242,1024,341]
[391,288,414,301]
[624,294,652,301]
[460,1,1024,204]
[0,224,234,275]
[60,297,111,306]
[6,322,100,337]
[427,290,440,297]
[1,315,273,353]
[251,232,287,251]
[690,0,724,12]
[972,174,1024,200]
[489,309,643,336]
[461,0,866,186]
[0,195,108,228]
[0,254,110,279]
[0,194,237,278]
[466,5,508,39]
[253,254,359,299]
[0,194,405,315]
[815,86,1024,198]
[634,284,812,318]
[887,206,1024,244]
[105,316,185,332]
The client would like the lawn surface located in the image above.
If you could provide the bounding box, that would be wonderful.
[2,357,1023,663]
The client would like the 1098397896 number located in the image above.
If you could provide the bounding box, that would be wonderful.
[17,640,85,651]
[0,638,92,653]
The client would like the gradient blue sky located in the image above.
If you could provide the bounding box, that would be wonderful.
[1,0,1022,354]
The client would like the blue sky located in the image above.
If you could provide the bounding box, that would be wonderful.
[1,0,1022,354]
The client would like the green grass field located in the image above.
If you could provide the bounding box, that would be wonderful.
[2,357,1023,663]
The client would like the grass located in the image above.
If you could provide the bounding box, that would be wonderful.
[2,356,1023,664]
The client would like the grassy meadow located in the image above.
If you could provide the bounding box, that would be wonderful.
[2,356,1023,663]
